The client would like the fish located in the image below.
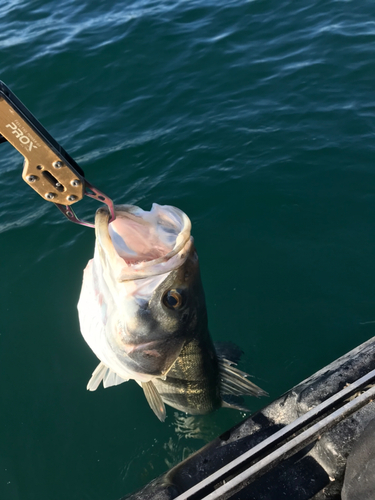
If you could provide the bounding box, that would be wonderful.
[77,203,267,421]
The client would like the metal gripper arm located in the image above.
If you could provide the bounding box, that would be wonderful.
[0,81,115,228]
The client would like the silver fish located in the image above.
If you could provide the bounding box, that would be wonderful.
[78,203,267,421]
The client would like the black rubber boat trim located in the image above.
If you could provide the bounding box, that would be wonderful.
[174,367,375,500]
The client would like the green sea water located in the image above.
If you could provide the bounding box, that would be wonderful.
[1,0,375,498]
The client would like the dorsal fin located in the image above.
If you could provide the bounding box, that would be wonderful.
[218,357,268,398]
[214,341,243,364]
[221,396,250,412]
[141,381,166,422]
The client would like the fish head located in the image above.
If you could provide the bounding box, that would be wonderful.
[78,203,207,382]
[141,240,207,360]
[121,242,207,378]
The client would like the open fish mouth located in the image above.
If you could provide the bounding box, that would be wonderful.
[95,203,193,281]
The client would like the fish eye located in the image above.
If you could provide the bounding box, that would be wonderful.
[163,289,183,309]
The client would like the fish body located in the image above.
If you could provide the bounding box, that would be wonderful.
[153,334,221,415]
[78,203,267,421]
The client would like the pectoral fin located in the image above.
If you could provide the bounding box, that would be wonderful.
[87,362,128,391]
[141,381,166,422]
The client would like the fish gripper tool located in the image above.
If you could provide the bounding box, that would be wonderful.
[0,81,115,228]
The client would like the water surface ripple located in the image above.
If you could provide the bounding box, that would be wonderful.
[1,0,375,498]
